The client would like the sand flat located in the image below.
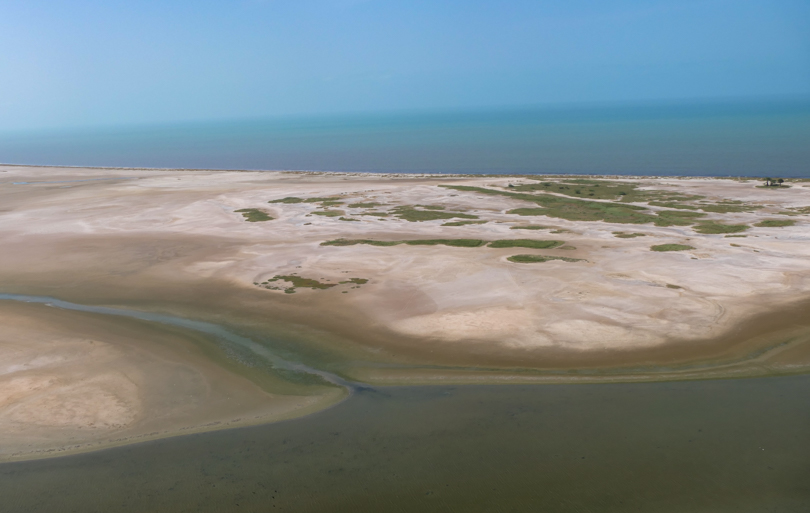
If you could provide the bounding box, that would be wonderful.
[1,165,810,457]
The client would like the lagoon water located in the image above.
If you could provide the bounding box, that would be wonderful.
[2,100,809,177]
[2,376,809,512]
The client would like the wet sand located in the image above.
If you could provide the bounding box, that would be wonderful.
[1,164,810,458]
[0,300,343,462]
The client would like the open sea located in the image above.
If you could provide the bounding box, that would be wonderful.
[1,99,808,177]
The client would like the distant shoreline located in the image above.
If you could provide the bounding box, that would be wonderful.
[2,162,806,180]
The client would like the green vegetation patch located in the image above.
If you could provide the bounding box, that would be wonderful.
[415,205,445,210]
[785,206,810,215]
[391,205,478,222]
[338,217,360,222]
[613,232,646,238]
[651,244,695,252]
[510,179,639,201]
[648,201,699,210]
[487,239,564,249]
[303,197,342,203]
[322,239,402,247]
[268,196,305,204]
[693,222,749,234]
[654,210,706,227]
[441,184,726,227]
[404,239,485,247]
[445,185,657,224]
[272,275,336,290]
[311,210,345,217]
[339,278,368,285]
[268,196,343,205]
[517,178,704,204]
[442,220,488,226]
[507,254,584,263]
[510,225,549,230]
[348,202,381,208]
[235,208,273,222]
[754,219,796,228]
[698,204,761,213]
[321,238,485,247]
[666,284,682,289]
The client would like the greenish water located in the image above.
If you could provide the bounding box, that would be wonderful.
[3,376,809,512]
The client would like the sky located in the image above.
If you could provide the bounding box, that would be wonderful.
[1,0,808,131]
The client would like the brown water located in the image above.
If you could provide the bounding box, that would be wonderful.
[2,376,809,512]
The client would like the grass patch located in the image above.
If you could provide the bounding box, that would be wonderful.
[348,202,381,208]
[445,186,657,224]
[693,222,749,234]
[517,178,704,204]
[415,205,445,210]
[507,254,584,263]
[442,184,720,226]
[311,210,345,217]
[268,197,304,204]
[487,239,564,249]
[391,206,478,222]
[653,210,706,226]
[322,239,401,246]
[268,196,342,204]
[510,225,549,230]
[725,234,747,238]
[666,284,682,289]
[404,239,485,247]
[698,204,761,213]
[234,208,273,222]
[303,197,342,203]
[321,238,485,247]
[338,217,360,222]
[272,275,336,290]
[754,219,796,228]
[613,232,646,238]
[651,244,695,252]
[339,278,368,285]
[648,201,699,210]
[442,220,488,226]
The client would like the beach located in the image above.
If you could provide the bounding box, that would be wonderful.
[1,164,809,460]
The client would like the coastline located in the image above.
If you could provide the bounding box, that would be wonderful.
[1,164,809,461]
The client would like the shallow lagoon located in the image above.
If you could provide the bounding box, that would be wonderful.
[3,375,809,512]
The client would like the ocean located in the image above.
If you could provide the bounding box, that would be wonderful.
[1,99,809,177]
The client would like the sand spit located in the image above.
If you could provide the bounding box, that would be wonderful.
[0,300,343,462]
[1,164,810,456]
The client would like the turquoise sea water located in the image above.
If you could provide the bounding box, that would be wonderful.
[2,100,808,176]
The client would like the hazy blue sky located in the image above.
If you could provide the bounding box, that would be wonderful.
[1,0,808,131]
